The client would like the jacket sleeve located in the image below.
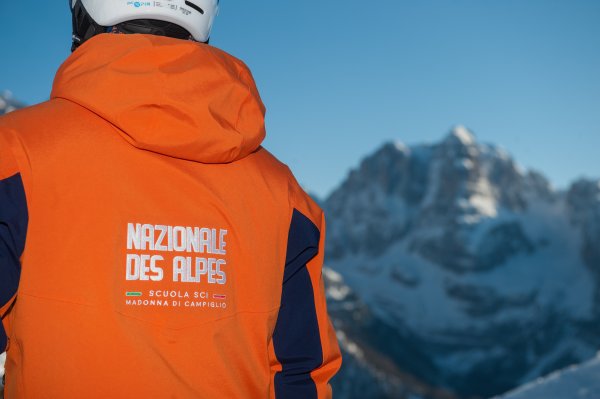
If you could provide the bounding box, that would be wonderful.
[270,208,342,399]
[0,135,28,353]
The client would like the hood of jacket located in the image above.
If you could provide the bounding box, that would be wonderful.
[51,34,266,164]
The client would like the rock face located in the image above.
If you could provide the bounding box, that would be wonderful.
[324,126,600,398]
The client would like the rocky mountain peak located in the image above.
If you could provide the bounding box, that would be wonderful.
[325,127,555,263]
[443,124,477,147]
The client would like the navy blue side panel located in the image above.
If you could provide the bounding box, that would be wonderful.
[0,173,28,350]
[273,209,323,399]
[282,209,320,284]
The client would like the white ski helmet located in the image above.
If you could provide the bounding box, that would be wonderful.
[70,0,219,50]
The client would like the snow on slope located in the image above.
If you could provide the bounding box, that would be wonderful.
[496,354,600,399]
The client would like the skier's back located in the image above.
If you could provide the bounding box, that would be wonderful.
[0,1,342,397]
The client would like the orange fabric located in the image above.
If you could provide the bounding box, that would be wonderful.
[0,134,18,181]
[51,34,266,164]
[0,34,341,398]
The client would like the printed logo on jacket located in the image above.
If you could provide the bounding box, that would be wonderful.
[122,222,231,312]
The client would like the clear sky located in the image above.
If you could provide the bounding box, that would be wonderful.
[1,1,599,198]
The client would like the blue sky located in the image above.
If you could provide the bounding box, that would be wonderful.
[1,0,599,197]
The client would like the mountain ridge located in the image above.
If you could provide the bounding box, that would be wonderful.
[324,126,600,398]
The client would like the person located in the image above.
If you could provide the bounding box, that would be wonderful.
[0,0,342,397]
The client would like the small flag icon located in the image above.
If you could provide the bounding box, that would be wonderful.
[213,294,226,300]
[126,292,143,297]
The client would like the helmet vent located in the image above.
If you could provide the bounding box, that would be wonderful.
[184,1,205,15]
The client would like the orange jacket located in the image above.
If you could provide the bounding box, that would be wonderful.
[0,33,341,398]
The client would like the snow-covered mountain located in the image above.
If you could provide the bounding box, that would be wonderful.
[495,353,600,399]
[0,91,24,116]
[324,126,600,398]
